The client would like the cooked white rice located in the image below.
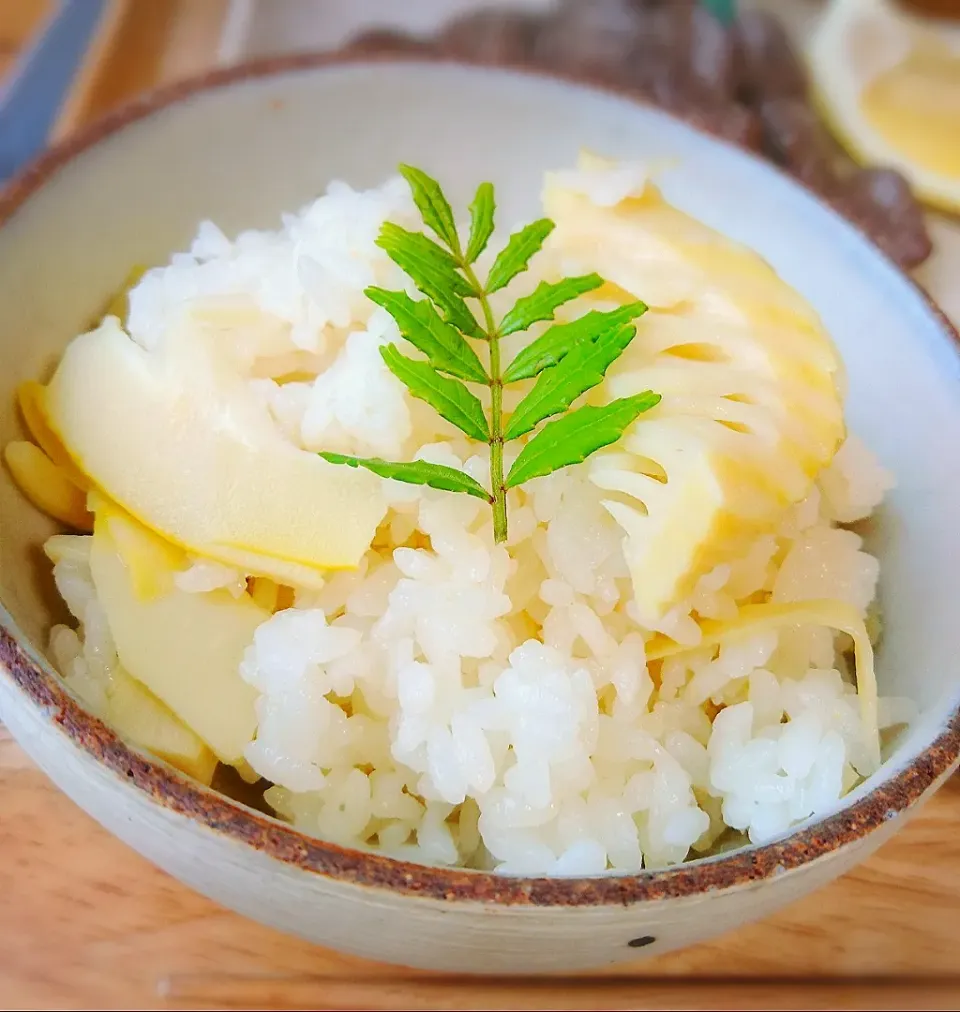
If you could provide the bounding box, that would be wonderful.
[46,172,914,876]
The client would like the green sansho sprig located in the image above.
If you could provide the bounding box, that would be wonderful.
[320,164,661,544]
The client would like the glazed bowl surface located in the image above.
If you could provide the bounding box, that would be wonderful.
[1,56,959,974]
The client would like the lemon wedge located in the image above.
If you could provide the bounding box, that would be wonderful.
[544,154,846,624]
[809,0,960,212]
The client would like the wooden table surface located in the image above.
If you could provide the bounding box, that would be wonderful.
[3,718,960,1010]
[3,2,960,1009]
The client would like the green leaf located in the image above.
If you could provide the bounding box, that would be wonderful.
[503,302,648,383]
[485,219,555,294]
[381,345,489,442]
[366,287,487,383]
[503,323,638,440]
[398,164,461,254]
[319,453,491,500]
[376,223,482,337]
[505,392,661,488]
[465,182,495,265]
[377,223,472,295]
[498,274,604,337]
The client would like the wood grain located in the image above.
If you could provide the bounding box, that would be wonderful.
[51,0,230,141]
[2,719,959,1010]
[0,0,52,82]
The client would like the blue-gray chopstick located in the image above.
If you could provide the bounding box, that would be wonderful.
[0,0,108,183]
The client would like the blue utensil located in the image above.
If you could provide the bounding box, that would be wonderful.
[0,0,108,183]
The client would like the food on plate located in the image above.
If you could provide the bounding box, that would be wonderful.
[3,155,911,875]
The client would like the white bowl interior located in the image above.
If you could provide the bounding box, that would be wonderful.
[1,61,958,803]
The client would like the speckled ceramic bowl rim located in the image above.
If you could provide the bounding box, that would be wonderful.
[1,48,959,908]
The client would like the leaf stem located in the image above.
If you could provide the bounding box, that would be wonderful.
[461,260,508,543]
[488,334,507,543]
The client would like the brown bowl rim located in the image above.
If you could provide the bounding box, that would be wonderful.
[1,48,959,908]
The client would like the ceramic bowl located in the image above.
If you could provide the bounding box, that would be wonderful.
[1,55,959,975]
